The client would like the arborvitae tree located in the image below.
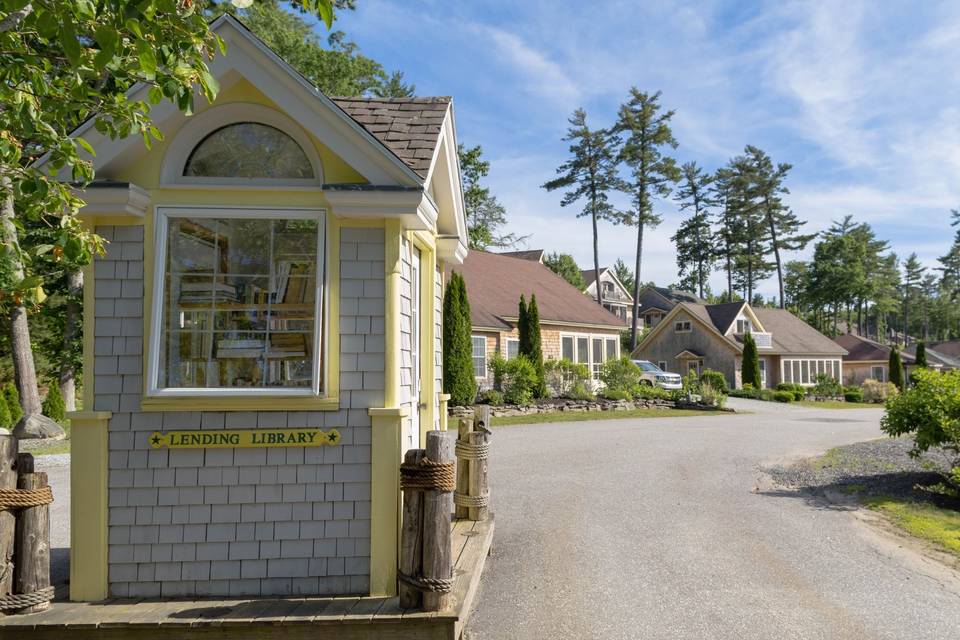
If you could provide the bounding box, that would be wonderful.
[741,332,761,389]
[42,382,66,423]
[543,108,623,306]
[615,89,680,349]
[889,346,904,390]
[442,273,477,406]
[672,162,717,299]
[915,341,927,368]
[744,146,815,308]
[517,295,530,356]
[525,295,547,398]
[543,252,586,289]
[0,395,11,430]
[2,383,22,426]
[613,258,635,294]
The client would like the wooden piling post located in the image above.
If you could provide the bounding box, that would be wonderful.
[14,453,50,614]
[467,431,489,522]
[0,435,17,599]
[398,449,424,610]
[422,430,455,611]
[455,419,473,520]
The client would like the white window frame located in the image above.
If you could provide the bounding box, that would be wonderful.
[658,361,669,372]
[758,358,767,387]
[471,336,487,379]
[674,320,692,333]
[736,318,752,334]
[559,331,620,380]
[505,337,520,360]
[148,206,327,399]
[781,358,842,386]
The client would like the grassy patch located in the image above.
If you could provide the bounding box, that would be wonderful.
[797,400,882,410]
[491,408,723,427]
[866,497,960,558]
[21,421,71,457]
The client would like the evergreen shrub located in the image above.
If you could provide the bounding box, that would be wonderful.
[42,383,66,422]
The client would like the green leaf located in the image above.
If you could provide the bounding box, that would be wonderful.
[137,42,157,80]
[61,22,81,68]
[148,86,163,105]
[33,244,55,257]
[94,25,118,68]
[125,18,144,39]
[200,69,220,100]
[75,137,96,157]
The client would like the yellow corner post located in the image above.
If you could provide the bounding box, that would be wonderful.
[68,411,112,601]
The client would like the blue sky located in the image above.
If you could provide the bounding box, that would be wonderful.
[334,0,960,297]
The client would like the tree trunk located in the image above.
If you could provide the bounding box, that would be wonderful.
[764,199,785,308]
[1,189,42,419]
[591,207,602,307]
[630,219,645,351]
[59,269,83,412]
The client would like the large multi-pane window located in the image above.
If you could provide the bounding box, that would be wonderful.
[560,332,620,381]
[150,208,325,395]
[781,358,842,386]
[506,338,520,360]
[471,336,487,378]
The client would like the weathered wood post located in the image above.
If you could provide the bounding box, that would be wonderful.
[0,434,17,600]
[398,449,424,610]
[422,430,456,611]
[454,418,473,520]
[13,453,51,614]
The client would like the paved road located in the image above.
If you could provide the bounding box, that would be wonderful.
[466,399,960,639]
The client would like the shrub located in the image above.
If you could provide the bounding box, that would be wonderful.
[442,272,477,406]
[498,354,538,405]
[635,384,672,400]
[42,383,66,422]
[862,378,899,404]
[543,359,590,398]
[812,373,842,400]
[882,369,960,495]
[844,388,864,403]
[777,382,806,401]
[729,385,762,400]
[601,389,633,401]
[741,332,761,388]
[889,347,904,391]
[489,351,506,391]
[0,396,11,430]
[682,371,702,395]
[2,383,22,425]
[524,295,547,398]
[566,382,594,401]
[699,380,726,408]
[700,369,728,395]
[477,389,504,406]
[772,390,794,403]
[598,357,643,397]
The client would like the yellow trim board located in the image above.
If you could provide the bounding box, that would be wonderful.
[69,412,111,601]
[383,219,403,408]
[368,405,409,597]
[409,230,437,444]
[140,396,341,412]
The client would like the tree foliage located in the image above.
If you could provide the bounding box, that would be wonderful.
[458,144,523,249]
[442,272,476,406]
[915,341,927,369]
[41,381,65,422]
[741,332,761,389]
[889,346,904,391]
[672,162,716,299]
[524,294,546,398]
[543,252,585,289]
[613,258,635,294]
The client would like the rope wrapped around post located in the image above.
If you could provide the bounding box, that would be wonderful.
[399,457,456,493]
[0,486,54,511]
[0,586,55,611]
[455,405,491,521]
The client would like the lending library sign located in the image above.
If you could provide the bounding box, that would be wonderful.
[149,428,341,449]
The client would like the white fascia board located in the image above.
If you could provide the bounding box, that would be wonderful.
[324,188,436,231]
[437,235,468,265]
[75,183,149,218]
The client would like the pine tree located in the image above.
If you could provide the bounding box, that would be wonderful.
[741,332,761,388]
[744,146,815,308]
[2,383,22,426]
[889,346,904,390]
[543,253,586,289]
[672,162,717,299]
[543,108,623,306]
[442,273,477,406]
[938,209,960,337]
[615,89,680,349]
[525,295,547,398]
[372,70,415,98]
[42,382,66,422]
[517,295,530,356]
[459,145,526,249]
[915,341,927,368]
[613,259,635,294]
[902,253,925,345]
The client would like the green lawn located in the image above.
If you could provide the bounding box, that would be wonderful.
[491,407,724,427]
[866,496,960,559]
[797,400,883,410]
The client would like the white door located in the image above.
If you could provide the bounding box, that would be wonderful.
[408,246,422,451]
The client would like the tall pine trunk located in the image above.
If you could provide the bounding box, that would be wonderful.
[764,199,785,308]
[590,190,602,307]
[1,188,42,419]
[60,269,83,412]
[630,218,645,351]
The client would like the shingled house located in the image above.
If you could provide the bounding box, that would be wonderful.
[635,285,705,328]
[581,267,634,322]
[59,14,468,602]
[633,300,846,389]
[451,251,627,390]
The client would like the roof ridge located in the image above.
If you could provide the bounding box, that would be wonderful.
[329,96,452,103]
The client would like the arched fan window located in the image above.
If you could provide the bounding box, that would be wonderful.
[183,122,314,179]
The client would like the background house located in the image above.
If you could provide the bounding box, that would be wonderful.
[451,251,626,390]
[633,300,846,389]
[835,334,959,385]
[581,268,634,322]
[635,286,705,329]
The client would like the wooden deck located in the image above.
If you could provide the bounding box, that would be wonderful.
[0,517,494,640]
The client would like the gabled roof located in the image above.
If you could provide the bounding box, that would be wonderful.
[330,97,450,178]
[580,268,602,287]
[834,334,896,362]
[497,249,545,263]
[582,267,634,302]
[637,285,704,312]
[449,251,627,330]
[704,301,746,336]
[930,340,960,358]
[903,344,959,369]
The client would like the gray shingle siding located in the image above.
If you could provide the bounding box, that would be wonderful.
[98,224,382,597]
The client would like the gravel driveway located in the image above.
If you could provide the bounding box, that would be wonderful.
[466,398,960,639]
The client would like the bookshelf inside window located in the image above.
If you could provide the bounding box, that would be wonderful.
[159,215,322,390]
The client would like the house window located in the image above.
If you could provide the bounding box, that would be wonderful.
[871,365,885,382]
[736,319,752,334]
[151,208,325,395]
[577,337,589,364]
[471,336,487,378]
[658,361,668,372]
[675,320,692,333]
[506,338,520,360]
[758,359,766,387]
[606,338,618,361]
[687,360,700,376]
[559,333,619,380]
[592,338,604,378]
[561,336,575,361]
[781,358,842,386]
[184,123,314,180]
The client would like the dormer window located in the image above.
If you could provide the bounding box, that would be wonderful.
[736,319,752,334]
[184,122,314,180]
